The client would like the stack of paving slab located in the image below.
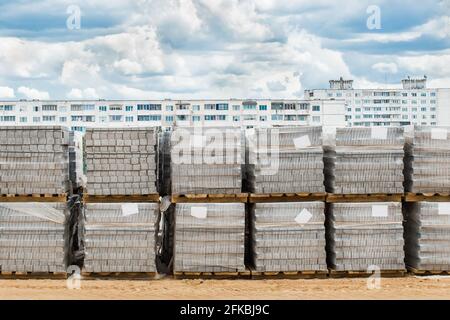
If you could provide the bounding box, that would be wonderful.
[82,203,159,273]
[246,126,325,194]
[158,130,171,196]
[0,126,70,195]
[174,203,246,272]
[327,202,405,271]
[0,202,68,273]
[251,202,327,272]
[324,127,404,194]
[69,131,85,191]
[171,127,244,195]
[404,126,450,193]
[404,202,450,271]
[84,128,158,196]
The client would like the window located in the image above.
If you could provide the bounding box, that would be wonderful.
[192,116,201,122]
[355,108,361,112]
[312,116,321,122]
[20,117,27,123]
[243,104,257,110]
[0,105,15,111]
[165,116,174,122]
[177,104,189,110]
[216,104,228,110]
[71,104,94,111]
[243,115,256,121]
[430,100,436,104]
[126,106,133,112]
[0,116,15,122]
[71,127,85,132]
[125,116,134,122]
[99,106,107,112]
[34,106,40,112]
[259,105,268,111]
[110,115,123,122]
[138,115,161,121]
[421,107,427,112]
[59,117,67,122]
[217,115,227,120]
[284,115,297,121]
[204,104,215,110]
[109,105,123,111]
[430,92,436,97]
[312,105,320,112]
[42,105,57,111]
[205,115,215,121]
[347,108,352,112]
[166,105,173,111]
[176,115,188,121]
[192,105,200,111]
[137,104,161,111]
[43,115,56,122]
[33,116,40,122]
[232,105,240,111]
[298,115,306,121]
[271,115,283,121]
[260,115,267,121]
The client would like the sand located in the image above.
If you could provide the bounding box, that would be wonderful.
[1,276,450,300]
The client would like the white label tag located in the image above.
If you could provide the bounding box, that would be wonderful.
[191,207,207,219]
[191,135,205,148]
[293,135,311,149]
[438,203,450,215]
[295,208,313,224]
[372,205,388,217]
[121,203,139,217]
[371,127,388,139]
[431,128,447,140]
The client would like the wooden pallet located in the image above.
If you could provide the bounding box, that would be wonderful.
[173,270,251,279]
[249,193,326,203]
[250,269,328,279]
[408,268,450,276]
[0,271,67,279]
[83,194,160,203]
[81,272,158,279]
[329,269,406,278]
[326,193,403,203]
[172,193,248,203]
[404,193,450,202]
[0,194,68,202]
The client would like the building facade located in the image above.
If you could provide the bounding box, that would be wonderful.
[305,77,450,127]
[0,99,346,131]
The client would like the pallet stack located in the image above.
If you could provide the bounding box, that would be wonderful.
[404,126,450,274]
[0,126,70,275]
[247,127,327,277]
[171,127,247,277]
[325,127,405,275]
[82,127,160,275]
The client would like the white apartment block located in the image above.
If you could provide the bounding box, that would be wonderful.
[0,99,346,132]
[305,77,450,127]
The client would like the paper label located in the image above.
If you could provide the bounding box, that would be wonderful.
[371,127,388,140]
[372,205,388,217]
[431,128,447,140]
[438,203,450,215]
[191,206,207,219]
[121,203,139,217]
[295,209,313,224]
[293,135,311,149]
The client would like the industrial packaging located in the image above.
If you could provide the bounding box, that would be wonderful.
[174,203,246,272]
[251,202,327,272]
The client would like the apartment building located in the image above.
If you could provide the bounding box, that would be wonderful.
[305,77,450,127]
[0,99,345,132]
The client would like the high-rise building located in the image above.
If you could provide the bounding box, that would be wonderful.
[305,77,450,127]
[0,99,346,131]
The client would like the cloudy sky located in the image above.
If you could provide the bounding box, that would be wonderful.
[0,0,449,100]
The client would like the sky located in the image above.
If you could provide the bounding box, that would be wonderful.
[0,0,449,100]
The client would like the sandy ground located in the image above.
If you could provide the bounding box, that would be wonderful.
[1,276,450,300]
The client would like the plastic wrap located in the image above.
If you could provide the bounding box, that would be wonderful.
[174,203,246,272]
[246,126,325,193]
[404,202,450,271]
[82,202,159,272]
[404,126,450,193]
[326,202,405,271]
[171,127,244,195]
[0,126,70,194]
[84,128,159,196]
[0,202,68,272]
[324,127,405,194]
[251,202,327,272]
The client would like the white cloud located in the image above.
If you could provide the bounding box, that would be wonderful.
[68,88,100,99]
[372,62,398,74]
[17,86,50,100]
[0,86,15,98]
